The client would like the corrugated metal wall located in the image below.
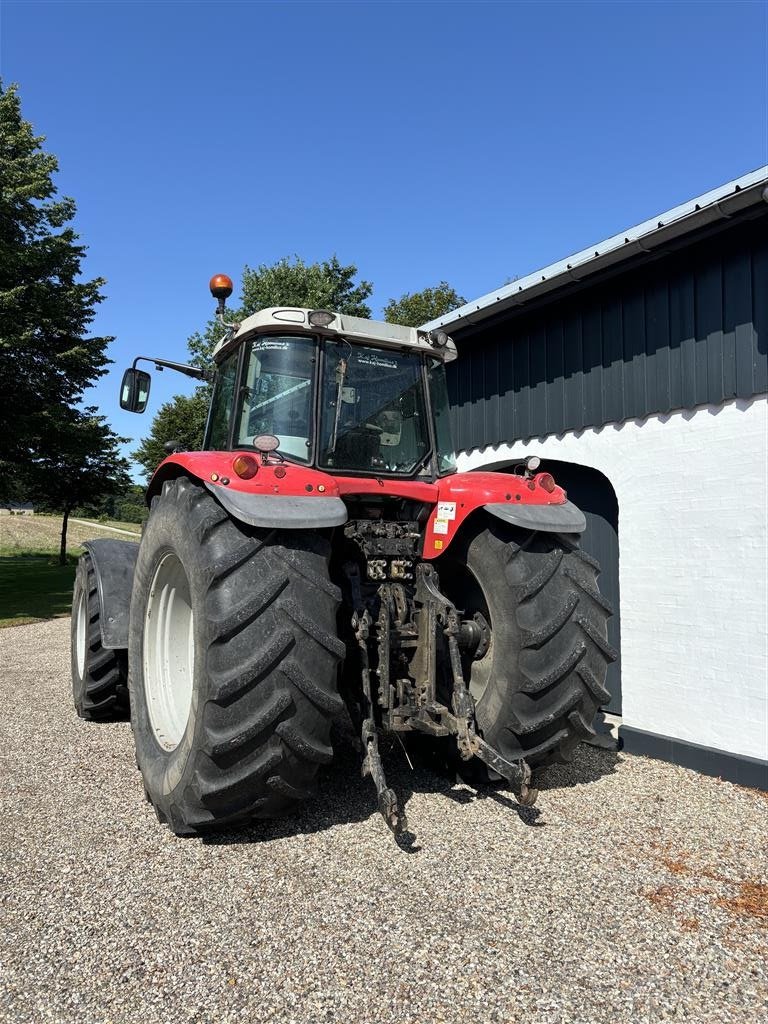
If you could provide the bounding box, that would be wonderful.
[447,217,768,452]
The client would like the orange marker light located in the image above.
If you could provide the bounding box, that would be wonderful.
[232,454,258,480]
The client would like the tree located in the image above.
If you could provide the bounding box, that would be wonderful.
[383,282,466,328]
[0,81,112,501]
[32,409,130,564]
[112,483,149,524]
[132,391,211,480]
[135,256,373,476]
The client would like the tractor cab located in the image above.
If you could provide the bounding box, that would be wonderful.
[210,322,458,478]
[121,275,459,482]
[205,276,459,479]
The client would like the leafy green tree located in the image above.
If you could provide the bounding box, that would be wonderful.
[0,81,112,502]
[113,483,149,524]
[383,282,466,328]
[132,391,210,479]
[135,256,373,474]
[74,481,147,524]
[32,409,130,563]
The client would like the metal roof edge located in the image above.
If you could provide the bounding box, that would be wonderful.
[421,166,768,334]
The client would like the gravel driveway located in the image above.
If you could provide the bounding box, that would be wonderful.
[1,618,766,1024]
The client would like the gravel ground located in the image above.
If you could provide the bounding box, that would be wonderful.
[1,618,766,1024]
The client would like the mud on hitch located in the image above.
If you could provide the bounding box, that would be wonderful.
[346,549,538,838]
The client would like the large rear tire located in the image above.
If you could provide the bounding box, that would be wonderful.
[71,554,128,720]
[128,477,345,835]
[437,513,615,769]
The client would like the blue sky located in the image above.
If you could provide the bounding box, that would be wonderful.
[3,0,767,473]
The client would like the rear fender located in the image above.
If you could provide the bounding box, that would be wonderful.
[147,452,348,530]
[82,539,139,649]
[423,470,585,558]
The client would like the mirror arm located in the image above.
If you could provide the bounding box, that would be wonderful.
[131,356,214,382]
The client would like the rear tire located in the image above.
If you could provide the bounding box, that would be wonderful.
[71,555,128,720]
[437,513,615,770]
[128,477,345,835]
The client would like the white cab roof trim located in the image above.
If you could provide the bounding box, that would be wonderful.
[213,307,457,363]
[422,166,768,334]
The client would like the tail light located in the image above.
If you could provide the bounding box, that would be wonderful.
[537,472,556,493]
[232,454,259,480]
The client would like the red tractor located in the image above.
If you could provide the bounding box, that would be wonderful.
[71,275,614,836]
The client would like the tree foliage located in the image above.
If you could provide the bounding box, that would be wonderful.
[383,282,466,328]
[132,391,210,480]
[135,256,373,474]
[74,481,147,524]
[112,483,149,524]
[33,408,130,563]
[0,81,114,503]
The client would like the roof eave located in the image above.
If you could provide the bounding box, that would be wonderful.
[421,166,768,334]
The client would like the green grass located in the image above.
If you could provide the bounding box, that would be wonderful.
[0,555,77,628]
[0,515,140,627]
[101,519,143,533]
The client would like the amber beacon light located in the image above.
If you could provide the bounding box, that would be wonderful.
[210,273,234,317]
[209,273,233,299]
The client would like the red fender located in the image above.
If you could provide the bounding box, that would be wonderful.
[148,455,580,553]
[148,451,342,501]
[333,469,578,557]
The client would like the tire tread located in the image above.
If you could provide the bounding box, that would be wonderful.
[72,557,128,721]
[131,478,343,833]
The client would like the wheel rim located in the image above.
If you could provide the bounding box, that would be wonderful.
[143,552,195,751]
[75,587,87,678]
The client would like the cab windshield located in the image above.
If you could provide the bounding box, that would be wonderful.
[226,334,455,477]
[234,336,315,462]
[319,342,430,474]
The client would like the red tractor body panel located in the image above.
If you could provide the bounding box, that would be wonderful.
[148,451,344,499]
[424,471,567,557]
[149,453,569,558]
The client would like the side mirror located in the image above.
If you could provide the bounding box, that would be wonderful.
[120,368,151,413]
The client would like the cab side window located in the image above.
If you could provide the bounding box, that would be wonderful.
[205,352,238,450]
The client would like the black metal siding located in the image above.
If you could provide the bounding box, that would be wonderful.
[447,216,768,452]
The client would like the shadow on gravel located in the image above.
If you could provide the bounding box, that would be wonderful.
[201,737,438,851]
[535,744,622,793]
[200,734,621,850]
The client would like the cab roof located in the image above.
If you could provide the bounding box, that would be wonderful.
[212,307,457,364]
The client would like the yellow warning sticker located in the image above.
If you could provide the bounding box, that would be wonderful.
[434,539,444,550]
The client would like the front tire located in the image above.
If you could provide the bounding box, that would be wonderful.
[437,513,615,769]
[128,477,345,835]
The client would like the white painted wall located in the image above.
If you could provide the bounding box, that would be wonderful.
[458,396,768,762]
